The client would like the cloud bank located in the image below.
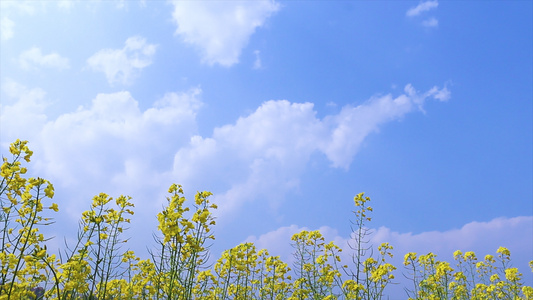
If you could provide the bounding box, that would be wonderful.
[245,216,533,294]
[246,216,533,264]
[1,82,450,221]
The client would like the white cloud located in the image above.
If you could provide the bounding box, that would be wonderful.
[320,84,449,168]
[1,82,454,264]
[0,0,40,40]
[427,85,450,101]
[0,80,48,145]
[406,0,438,17]
[253,50,262,69]
[245,224,343,264]
[1,82,451,254]
[366,216,533,292]
[19,47,70,70]
[87,36,157,85]
[1,83,201,212]
[172,85,450,220]
[245,216,533,294]
[0,1,38,15]
[169,0,280,67]
[0,17,14,40]
[172,99,323,216]
[0,1,75,40]
[422,17,439,28]
[57,1,74,10]
[0,85,203,258]
[38,88,201,190]
[116,0,126,9]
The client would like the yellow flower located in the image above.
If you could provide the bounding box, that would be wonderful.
[484,254,495,263]
[49,203,59,212]
[505,268,521,282]
[522,286,533,299]
[464,251,476,261]
[35,249,46,258]
[496,246,510,257]
[44,183,54,198]
[404,252,417,266]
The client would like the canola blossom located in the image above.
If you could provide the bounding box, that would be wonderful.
[1,140,531,299]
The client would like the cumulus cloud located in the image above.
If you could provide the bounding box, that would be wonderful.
[406,0,438,17]
[19,47,70,70]
[169,0,279,67]
[1,82,452,261]
[38,88,201,190]
[0,84,204,258]
[1,82,201,211]
[2,82,450,238]
[172,100,323,216]
[87,36,157,85]
[0,17,14,40]
[172,84,450,219]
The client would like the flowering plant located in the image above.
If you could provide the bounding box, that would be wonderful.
[1,140,531,299]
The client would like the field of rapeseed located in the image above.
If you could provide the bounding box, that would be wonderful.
[1,140,532,299]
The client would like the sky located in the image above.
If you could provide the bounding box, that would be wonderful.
[1,0,532,296]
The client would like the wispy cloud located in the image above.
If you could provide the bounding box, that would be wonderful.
[57,0,74,10]
[169,0,279,67]
[406,0,438,17]
[0,17,14,40]
[253,50,262,69]
[0,1,75,40]
[0,1,40,40]
[19,47,70,70]
[0,1,38,15]
[87,36,157,85]
[422,17,439,28]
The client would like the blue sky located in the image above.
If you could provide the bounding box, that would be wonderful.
[1,0,532,294]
